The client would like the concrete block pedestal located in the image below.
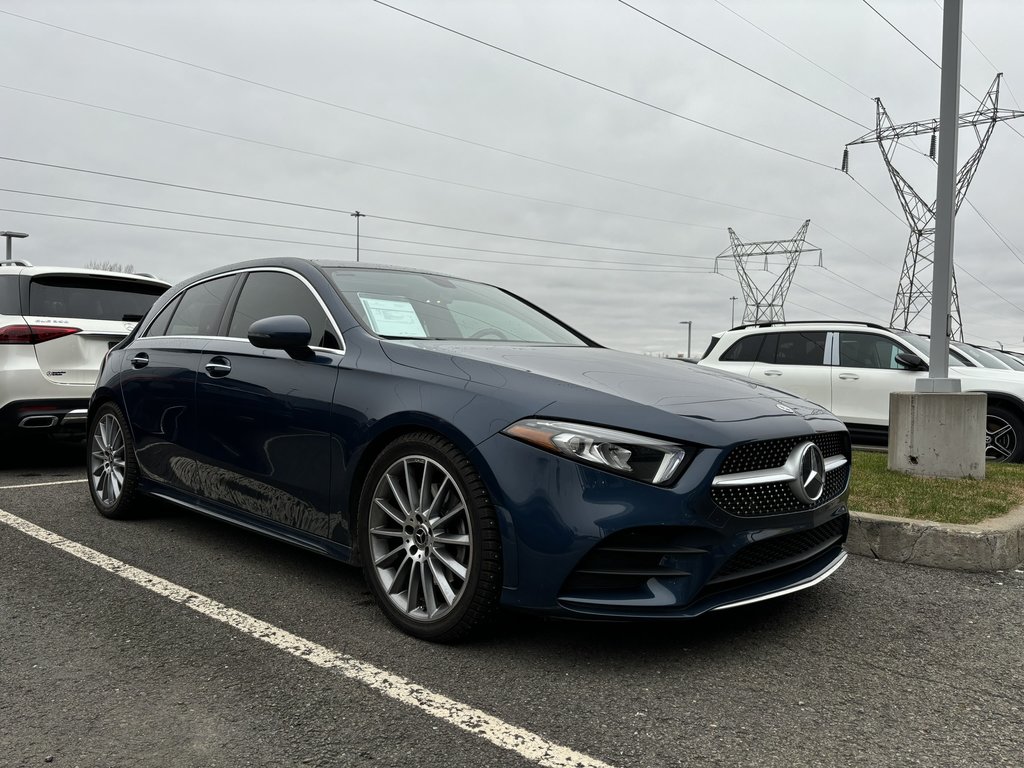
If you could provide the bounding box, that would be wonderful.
[887,391,986,479]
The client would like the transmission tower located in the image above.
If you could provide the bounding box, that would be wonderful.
[844,74,1024,340]
[714,220,821,324]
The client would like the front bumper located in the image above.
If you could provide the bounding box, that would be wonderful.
[472,432,849,618]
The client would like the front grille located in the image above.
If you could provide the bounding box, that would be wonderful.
[559,526,715,596]
[711,431,850,517]
[719,432,849,474]
[709,516,846,586]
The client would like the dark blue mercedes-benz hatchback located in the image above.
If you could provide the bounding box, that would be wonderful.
[88,258,850,641]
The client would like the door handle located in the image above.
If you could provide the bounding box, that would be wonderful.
[762,369,783,377]
[130,352,149,369]
[204,356,232,378]
[838,373,860,380]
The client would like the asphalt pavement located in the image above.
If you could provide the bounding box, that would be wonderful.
[1,441,1022,768]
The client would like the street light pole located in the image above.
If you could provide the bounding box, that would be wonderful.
[1,231,29,260]
[729,295,738,327]
[350,211,365,262]
[679,320,692,359]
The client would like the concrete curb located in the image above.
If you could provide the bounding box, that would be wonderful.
[846,506,1024,572]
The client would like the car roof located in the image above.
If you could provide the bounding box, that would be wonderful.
[0,261,170,287]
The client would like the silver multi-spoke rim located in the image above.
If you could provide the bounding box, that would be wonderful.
[368,455,472,623]
[985,414,1017,462]
[90,413,126,505]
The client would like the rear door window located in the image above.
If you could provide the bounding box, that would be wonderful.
[166,275,237,337]
[771,331,827,365]
[29,275,166,321]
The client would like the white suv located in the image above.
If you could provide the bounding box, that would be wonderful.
[698,321,1024,462]
[0,260,168,440]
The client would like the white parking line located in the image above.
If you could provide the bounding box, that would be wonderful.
[0,479,88,490]
[0,507,614,768]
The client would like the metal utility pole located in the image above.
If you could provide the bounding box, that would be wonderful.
[714,220,821,324]
[351,211,365,262]
[844,73,1024,341]
[1,231,28,260]
[678,320,692,358]
[729,295,738,327]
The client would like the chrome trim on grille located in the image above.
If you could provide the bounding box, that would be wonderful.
[712,453,847,487]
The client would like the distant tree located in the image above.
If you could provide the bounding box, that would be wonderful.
[84,260,136,273]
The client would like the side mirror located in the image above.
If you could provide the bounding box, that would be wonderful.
[248,315,312,356]
[895,352,928,371]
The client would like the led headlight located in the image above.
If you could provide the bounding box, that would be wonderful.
[503,419,690,486]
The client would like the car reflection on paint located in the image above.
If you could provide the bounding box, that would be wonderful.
[88,258,850,642]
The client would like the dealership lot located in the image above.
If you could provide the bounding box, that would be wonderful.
[1,445,1022,768]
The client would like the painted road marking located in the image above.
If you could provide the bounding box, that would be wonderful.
[0,479,88,490]
[0,507,614,768]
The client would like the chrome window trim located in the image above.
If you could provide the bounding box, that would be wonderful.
[140,267,346,355]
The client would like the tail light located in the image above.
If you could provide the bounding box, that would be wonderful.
[0,324,82,344]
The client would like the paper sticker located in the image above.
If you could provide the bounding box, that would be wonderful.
[359,296,427,337]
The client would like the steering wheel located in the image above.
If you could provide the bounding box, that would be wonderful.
[469,328,509,341]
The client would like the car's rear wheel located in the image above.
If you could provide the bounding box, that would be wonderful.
[88,402,142,518]
[358,433,501,642]
[985,405,1024,463]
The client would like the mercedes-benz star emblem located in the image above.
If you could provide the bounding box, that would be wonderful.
[789,442,825,504]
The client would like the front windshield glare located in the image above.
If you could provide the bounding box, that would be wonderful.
[328,269,589,345]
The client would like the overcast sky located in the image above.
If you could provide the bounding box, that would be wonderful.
[2,0,1023,355]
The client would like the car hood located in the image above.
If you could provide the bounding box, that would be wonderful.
[381,341,842,442]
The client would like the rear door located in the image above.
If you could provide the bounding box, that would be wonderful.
[120,274,239,492]
[26,274,167,386]
[194,269,343,536]
[746,330,832,410]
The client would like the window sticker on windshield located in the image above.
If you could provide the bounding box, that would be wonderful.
[359,296,426,337]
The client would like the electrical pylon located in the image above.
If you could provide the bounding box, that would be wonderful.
[844,74,1024,340]
[714,220,821,324]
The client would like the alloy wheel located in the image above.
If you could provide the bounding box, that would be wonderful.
[985,413,1018,462]
[367,455,473,622]
[90,413,127,505]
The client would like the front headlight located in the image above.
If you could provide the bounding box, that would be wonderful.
[503,419,690,486]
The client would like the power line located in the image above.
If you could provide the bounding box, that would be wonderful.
[0,83,724,232]
[0,8,801,222]
[617,0,869,129]
[710,0,874,102]
[0,155,712,260]
[369,0,836,169]
[0,206,714,275]
[0,187,717,269]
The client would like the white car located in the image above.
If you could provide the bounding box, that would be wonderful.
[698,321,1024,462]
[0,260,168,441]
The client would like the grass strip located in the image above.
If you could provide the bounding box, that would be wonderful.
[849,450,1024,525]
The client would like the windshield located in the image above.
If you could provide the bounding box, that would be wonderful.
[952,343,1011,370]
[328,268,591,345]
[988,349,1024,371]
[894,331,968,367]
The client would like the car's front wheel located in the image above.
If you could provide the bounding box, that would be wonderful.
[986,405,1024,463]
[358,433,501,642]
[87,402,142,518]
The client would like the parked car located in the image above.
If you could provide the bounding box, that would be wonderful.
[0,260,168,441]
[88,258,851,641]
[698,321,1024,462]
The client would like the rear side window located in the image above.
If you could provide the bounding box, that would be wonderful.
[166,275,237,337]
[0,274,19,314]
[772,331,827,365]
[227,271,339,349]
[29,276,166,321]
[720,334,765,362]
[142,295,182,338]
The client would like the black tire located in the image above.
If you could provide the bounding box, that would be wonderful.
[985,405,1024,463]
[87,402,143,519]
[357,432,502,642]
